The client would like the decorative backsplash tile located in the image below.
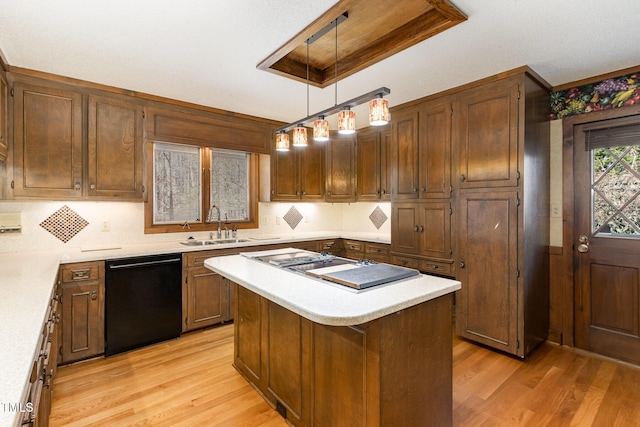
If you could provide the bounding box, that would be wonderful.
[283,206,303,230]
[369,205,388,230]
[40,205,89,243]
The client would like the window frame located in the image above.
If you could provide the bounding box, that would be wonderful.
[144,140,259,234]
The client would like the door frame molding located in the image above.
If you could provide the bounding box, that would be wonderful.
[561,104,640,347]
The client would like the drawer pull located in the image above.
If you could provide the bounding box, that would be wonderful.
[91,291,98,301]
[71,269,90,280]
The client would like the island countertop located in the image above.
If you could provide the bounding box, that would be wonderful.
[204,248,461,326]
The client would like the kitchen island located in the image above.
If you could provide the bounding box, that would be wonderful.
[205,248,461,427]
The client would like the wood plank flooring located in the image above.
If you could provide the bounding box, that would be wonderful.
[50,324,640,426]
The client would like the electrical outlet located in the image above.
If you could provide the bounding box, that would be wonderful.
[101,221,111,232]
[260,215,268,225]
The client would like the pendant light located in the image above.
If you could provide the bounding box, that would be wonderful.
[369,95,390,126]
[275,131,290,151]
[292,125,308,147]
[313,116,329,141]
[338,107,356,134]
[273,13,391,146]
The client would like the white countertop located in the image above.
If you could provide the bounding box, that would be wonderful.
[205,248,461,326]
[0,232,389,427]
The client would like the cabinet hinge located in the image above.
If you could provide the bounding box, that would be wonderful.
[516,269,521,278]
[517,339,520,349]
[450,248,453,256]
[517,90,521,100]
[450,105,454,116]
[449,207,453,215]
[10,88,14,97]
[142,111,145,119]
[185,317,188,326]
[449,184,453,195]
[516,171,521,181]
[10,180,14,189]
[516,197,521,206]
[59,294,63,304]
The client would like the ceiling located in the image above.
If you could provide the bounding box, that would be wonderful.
[1,0,639,129]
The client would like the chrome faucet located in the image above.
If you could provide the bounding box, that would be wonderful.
[206,205,222,239]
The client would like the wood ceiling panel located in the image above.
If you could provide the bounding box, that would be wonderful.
[257,0,466,87]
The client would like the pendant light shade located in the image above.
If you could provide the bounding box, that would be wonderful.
[338,108,356,134]
[313,117,330,141]
[369,96,389,126]
[292,125,308,147]
[275,132,290,151]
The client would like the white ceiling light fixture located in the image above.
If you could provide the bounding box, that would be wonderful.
[274,13,390,146]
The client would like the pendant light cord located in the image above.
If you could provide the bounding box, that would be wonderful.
[334,17,338,107]
[306,41,310,117]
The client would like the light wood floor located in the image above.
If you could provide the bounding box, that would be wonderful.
[50,324,640,427]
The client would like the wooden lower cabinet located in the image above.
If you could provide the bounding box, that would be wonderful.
[59,262,105,364]
[183,251,236,332]
[233,283,453,426]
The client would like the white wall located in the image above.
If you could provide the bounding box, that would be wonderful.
[0,200,391,253]
[549,120,563,247]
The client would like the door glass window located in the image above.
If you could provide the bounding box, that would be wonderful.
[592,144,640,236]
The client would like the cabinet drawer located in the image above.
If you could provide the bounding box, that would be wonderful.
[344,240,364,252]
[365,243,389,256]
[60,261,103,282]
[184,248,240,267]
[420,259,453,276]
[319,239,339,252]
[391,255,420,269]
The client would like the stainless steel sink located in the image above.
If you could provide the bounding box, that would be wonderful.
[180,238,250,246]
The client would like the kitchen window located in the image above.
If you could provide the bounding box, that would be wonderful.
[145,141,258,233]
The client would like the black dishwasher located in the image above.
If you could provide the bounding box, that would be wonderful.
[105,253,182,356]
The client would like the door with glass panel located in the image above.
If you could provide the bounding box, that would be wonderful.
[574,115,640,365]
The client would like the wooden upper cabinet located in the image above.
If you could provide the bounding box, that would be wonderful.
[380,127,392,201]
[12,82,83,198]
[455,76,520,188]
[391,107,419,199]
[326,132,356,202]
[298,139,326,201]
[0,73,8,161]
[271,137,325,201]
[356,127,381,201]
[88,95,144,199]
[419,98,451,199]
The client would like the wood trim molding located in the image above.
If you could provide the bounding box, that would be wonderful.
[552,64,640,92]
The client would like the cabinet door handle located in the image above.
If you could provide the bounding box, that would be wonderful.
[418,225,424,232]
[91,291,98,301]
[90,184,96,190]
[460,174,466,182]
[414,225,419,232]
[74,182,81,190]
[459,260,465,268]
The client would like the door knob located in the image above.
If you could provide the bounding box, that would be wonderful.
[577,234,590,253]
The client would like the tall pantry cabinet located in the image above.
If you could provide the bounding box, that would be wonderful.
[390,67,550,358]
[453,70,550,358]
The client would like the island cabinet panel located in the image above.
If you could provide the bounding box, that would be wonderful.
[233,283,454,426]
[12,81,84,198]
[326,132,356,202]
[87,94,144,199]
[59,261,105,364]
[234,285,265,386]
[266,302,313,426]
